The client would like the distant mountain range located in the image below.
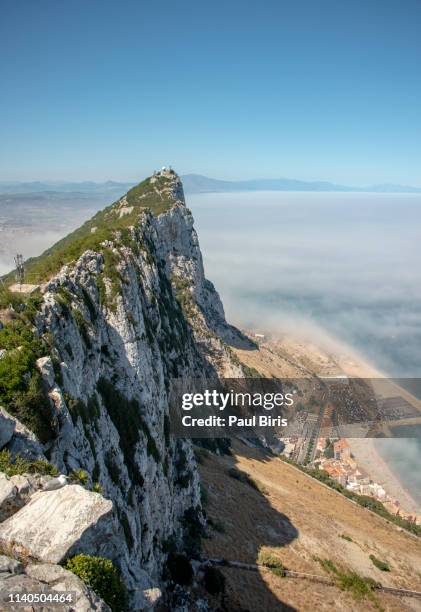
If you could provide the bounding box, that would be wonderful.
[180,174,421,194]
[0,175,420,195]
[0,180,134,194]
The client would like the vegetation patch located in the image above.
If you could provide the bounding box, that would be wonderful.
[339,534,353,542]
[97,377,161,485]
[316,558,380,606]
[1,174,177,287]
[64,554,128,611]
[73,308,91,348]
[369,555,390,572]
[65,394,99,426]
[0,292,58,441]
[258,550,286,578]
[69,468,89,485]
[91,482,103,494]
[0,449,57,477]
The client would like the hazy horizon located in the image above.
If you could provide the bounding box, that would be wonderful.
[0,173,420,191]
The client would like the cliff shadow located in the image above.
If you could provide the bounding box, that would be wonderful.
[197,440,299,612]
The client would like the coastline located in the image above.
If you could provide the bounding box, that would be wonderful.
[335,344,421,515]
[233,326,421,517]
[347,437,420,515]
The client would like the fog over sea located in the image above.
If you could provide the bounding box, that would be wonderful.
[1,189,420,505]
[190,191,421,505]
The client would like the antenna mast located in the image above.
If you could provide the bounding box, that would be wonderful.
[14,254,25,288]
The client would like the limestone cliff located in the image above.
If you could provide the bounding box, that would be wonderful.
[0,170,244,609]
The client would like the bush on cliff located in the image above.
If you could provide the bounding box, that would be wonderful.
[0,319,55,442]
[164,552,193,586]
[0,449,57,477]
[64,554,128,611]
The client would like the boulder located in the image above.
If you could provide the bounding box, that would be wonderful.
[0,407,45,460]
[0,475,18,522]
[0,473,40,522]
[0,485,118,564]
[0,556,110,611]
[0,408,15,449]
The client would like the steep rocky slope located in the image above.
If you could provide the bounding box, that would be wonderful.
[0,170,244,609]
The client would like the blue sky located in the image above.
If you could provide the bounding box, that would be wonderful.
[0,0,420,184]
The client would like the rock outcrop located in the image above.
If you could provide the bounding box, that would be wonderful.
[0,170,245,609]
[0,485,117,564]
[0,554,110,611]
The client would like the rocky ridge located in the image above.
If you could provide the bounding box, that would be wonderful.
[0,170,246,609]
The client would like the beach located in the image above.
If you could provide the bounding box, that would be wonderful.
[348,437,420,514]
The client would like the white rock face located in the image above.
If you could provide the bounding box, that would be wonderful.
[0,408,15,449]
[0,173,244,609]
[0,485,116,564]
[0,473,43,522]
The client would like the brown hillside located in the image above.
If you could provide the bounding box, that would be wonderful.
[199,440,421,612]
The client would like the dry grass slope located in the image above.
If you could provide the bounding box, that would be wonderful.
[200,440,421,612]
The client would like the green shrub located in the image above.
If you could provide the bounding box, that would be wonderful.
[0,449,57,477]
[73,309,91,347]
[30,458,58,476]
[69,469,89,485]
[340,534,353,542]
[0,320,55,441]
[316,557,379,604]
[64,554,128,611]
[258,551,286,577]
[203,566,226,594]
[369,555,390,571]
[0,289,24,310]
[165,553,193,585]
[91,482,103,494]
